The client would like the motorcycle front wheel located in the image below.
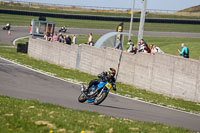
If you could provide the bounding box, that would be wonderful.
[93,92,108,105]
[78,93,87,103]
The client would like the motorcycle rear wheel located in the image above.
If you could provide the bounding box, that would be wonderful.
[93,92,108,105]
[78,93,87,103]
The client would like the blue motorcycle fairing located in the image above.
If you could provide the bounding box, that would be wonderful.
[87,81,110,103]
[97,82,106,90]
[89,85,96,91]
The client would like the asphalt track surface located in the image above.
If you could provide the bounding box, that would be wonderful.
[1,26,200,131]
[1,25,200,45]
[0,58,200,131]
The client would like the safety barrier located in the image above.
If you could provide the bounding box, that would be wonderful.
[28,37,200,102]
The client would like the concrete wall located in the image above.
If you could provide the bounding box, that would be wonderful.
[117,52,200,102]
[78,45,121,76]
[28,38,78,69]
[28,38,200,102]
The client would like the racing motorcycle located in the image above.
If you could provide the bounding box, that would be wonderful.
[78,80,113,105]
[59,26,67,33]
[3,24,10,30]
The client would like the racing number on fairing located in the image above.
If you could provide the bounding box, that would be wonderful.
[105,83,112,90]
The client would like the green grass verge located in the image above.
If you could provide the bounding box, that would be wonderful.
[0,39,200,114]
[0,95,192,133]
[1,13,200,33]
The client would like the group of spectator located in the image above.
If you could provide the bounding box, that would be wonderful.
[44,31,189,58]
[44,32,95,46]
[44,32,77,45]
[123,39,164,55]
[125,39,189,58]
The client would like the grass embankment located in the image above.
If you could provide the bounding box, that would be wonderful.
[1,37,200,115]
[0,95,192,133]
[179,5,200,13]
[1,13,200,33]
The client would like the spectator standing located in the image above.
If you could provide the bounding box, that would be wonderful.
[138,39,147,52]
[48,33,53,41]
[44,32,49,41]
[144,45,151,53]
[114,38,123,50]
[72,34,77,44]
[30,24,32,34]
[65,34,72,45]
[52,33,58,42]
[131,46,137,54]
[151,44,164,55]
[127,40,134,53]
[58,35,64,43]
[88,33,94,46]
[58,32,64,43]
[178,43,189,58]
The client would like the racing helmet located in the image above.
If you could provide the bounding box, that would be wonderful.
[108,68,116,77]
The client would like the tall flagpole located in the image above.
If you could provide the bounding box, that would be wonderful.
[137,0,147,48]
[128,0,135,41]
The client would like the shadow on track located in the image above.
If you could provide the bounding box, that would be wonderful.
[98,104,137,111]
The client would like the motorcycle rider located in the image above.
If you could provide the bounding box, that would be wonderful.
[85,68,117,103]
[87,68,117,92]
[6,23,10,28]
[3,23,10,30]
[61,25,67,32]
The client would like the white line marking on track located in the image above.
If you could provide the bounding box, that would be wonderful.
[0,63,18,66]
[0,56,200,117]
[13,36,30,45]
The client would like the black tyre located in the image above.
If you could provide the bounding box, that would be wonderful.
[78,93,87,103]
[93,92,108,105]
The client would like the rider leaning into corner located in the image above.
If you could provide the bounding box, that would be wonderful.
[78,68,117,104]
[86,68,117,93]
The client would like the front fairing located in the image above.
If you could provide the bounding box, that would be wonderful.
[97,82,112,92]
[97,82,106,90]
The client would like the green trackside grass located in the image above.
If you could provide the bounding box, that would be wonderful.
[0,95,192,133]
[1,38,200,114]
[1,13,200,33]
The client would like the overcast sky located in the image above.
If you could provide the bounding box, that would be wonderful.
[10,0,200,11]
